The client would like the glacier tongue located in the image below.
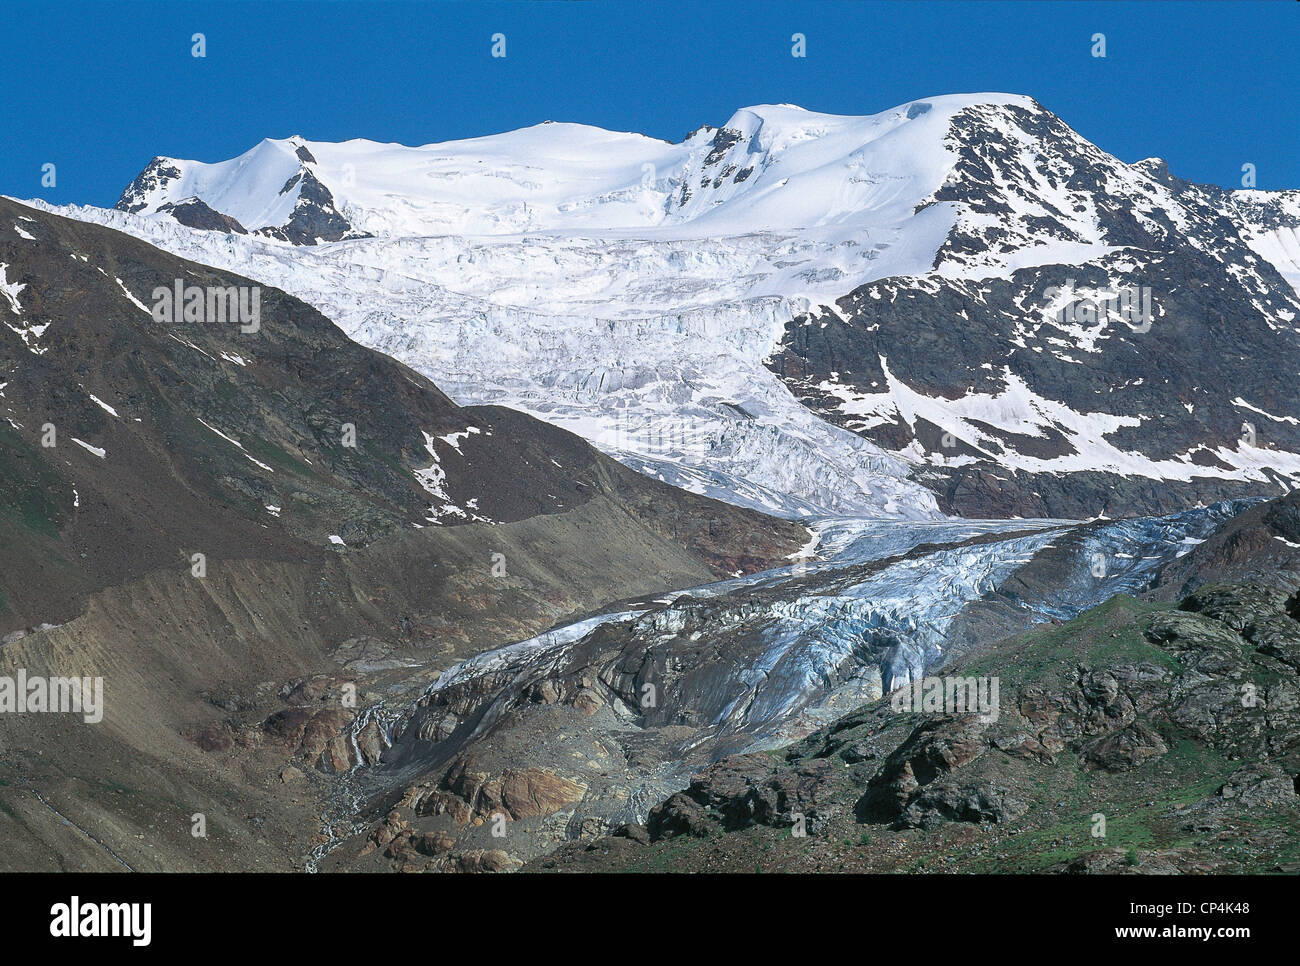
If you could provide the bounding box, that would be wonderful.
[385,502,1245,809]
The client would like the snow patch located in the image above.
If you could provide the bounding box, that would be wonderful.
[71,437,106,458]
[195,416,275,472]
[87,393,119,417]
[114,277,152,316]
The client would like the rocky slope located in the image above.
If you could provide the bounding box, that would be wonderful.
[532,585,1300,873]
[0,196,802,628]
[0,198,804,871]
[768,101,1300,517]
[529,495,1300,873]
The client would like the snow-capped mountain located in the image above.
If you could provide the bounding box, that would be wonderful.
[33,93,1300,519]
[771,100,1300,516]
[7,102,1300,876]
[113,98,976,244]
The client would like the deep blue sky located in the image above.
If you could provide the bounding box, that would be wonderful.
[3,1,1297,207]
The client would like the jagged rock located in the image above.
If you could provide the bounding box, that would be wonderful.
[646,753,832,840]
[1246,616,1300,672]
[860,716,990,818]
[1060,848,1182,875]
[355,720,385,764]
[446,849,521,874]
[613,823,651,845]
[430,759,588,824]
[371,808,459,864]
[1079,669,1121,708]
[1144,610,1242,660]
[382,829,456,862]
[897,781,1028,828]
[320,735,355,773]
[533,680,562,704]
[410,789,473,825]
[1079,720,1169,771]
[571,688,603,716]
[838,741,879,764]
[1166,681,1243,739]
[156,197,247,234]
[991,732,1055,763]
[404,831,455,857]
[1218,764,1299,807]
[1072,667,1137,734]
[1015,686,1070,751]
[498,768,587,819]
[1179,584,1292,632]
[647,793,713,840]
[297,709,357,769]
[372,822,399,850]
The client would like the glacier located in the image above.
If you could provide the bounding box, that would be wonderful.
[19,96,1038,519]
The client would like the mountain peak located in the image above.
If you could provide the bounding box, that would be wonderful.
[108,93,1283,253]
